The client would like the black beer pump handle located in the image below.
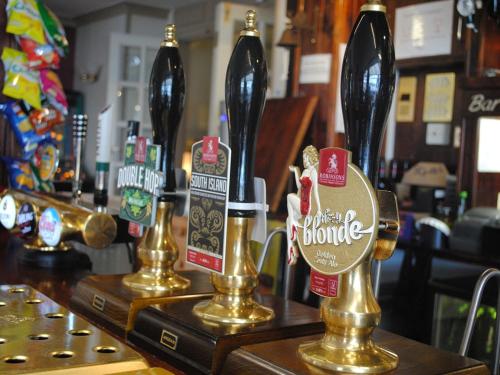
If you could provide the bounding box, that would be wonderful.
[340,0,395,186]
[149,24,185,201]
[226,10,267,217]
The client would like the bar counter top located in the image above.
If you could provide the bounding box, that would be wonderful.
[0,232,490,375]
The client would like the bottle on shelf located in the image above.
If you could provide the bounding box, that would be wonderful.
[457,190,468,219]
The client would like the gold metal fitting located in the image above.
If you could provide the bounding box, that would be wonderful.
[298,258,398,373]
[0,285,149,374]
[24,237,71,252]
[161,24,179,48]
[7,190,117,250]
[297,191,399,372]
[361,0,386,13]
[374,190,400,260]
[240,10,260,37]
[123,201,190,292]
[193,217,274,324]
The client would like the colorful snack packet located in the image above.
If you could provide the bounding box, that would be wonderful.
[19,37,60,69]
[1,47,42,109]
[29,106,64,135]
[0,101,50,158]
[33,174,54,192]
[40,70,68,115]
[6,0,46,45]
[37,1,69,57]
[31,141,59,182]
[1,157,36,190]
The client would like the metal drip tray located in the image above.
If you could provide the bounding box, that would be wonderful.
[0,284,149,374]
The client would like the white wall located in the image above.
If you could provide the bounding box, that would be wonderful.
[129,14,166,37]
[73,14,127,176]
[269,0,288,99]
[182,38,213,143]
[73,10,168,176]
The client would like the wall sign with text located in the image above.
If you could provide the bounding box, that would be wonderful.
[396,76,417,122]
[423,72,455,122]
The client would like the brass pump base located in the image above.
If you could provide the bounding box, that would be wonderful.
[299,259,398,373]
[193,217,274,325]
[123,201,190,292]
[122,270,190,292]
[193,293,274,325]
[23,237,72,252]
[299,339,398,374]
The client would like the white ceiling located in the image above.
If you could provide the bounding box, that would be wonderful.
[45,0,271,20]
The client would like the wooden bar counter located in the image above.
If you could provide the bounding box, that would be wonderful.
[0,233,489,375]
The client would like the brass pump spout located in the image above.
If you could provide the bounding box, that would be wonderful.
[7,189,117,250]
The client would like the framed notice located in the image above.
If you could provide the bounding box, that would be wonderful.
[299,54,332,84]
[423,72,455,122]
[426,123,451,145]
[396,76,417,122]
[395,0,454,60]
[186,136,230,274]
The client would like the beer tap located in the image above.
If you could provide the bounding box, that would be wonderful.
[298,0,400,372]
[193,10,274,324]
[94,104,113,210]
[122,25,190,291]
[72,114,87,202]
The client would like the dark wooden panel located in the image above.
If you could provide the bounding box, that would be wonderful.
[459,83,500,207]
[393,66,462,172]
[129,296,324,374]
[255,96,318,212]
[225,331,488,375]
[58,26,76,91]
[476,173,500,207]
[70,271,213,337]
[476,8,500,77]
[290,0,362,148]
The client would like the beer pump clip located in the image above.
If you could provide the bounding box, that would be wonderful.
[287,1,402,373]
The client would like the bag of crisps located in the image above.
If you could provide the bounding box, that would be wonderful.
[31,140,59,185]
[36,0,68,57]
[29,106,64,135]
[6,0,46,45]
[1,157,36,190]
[19,37,60,69]
[40,70,68,115]
[0,101,50,159]
[1,48,42,109]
